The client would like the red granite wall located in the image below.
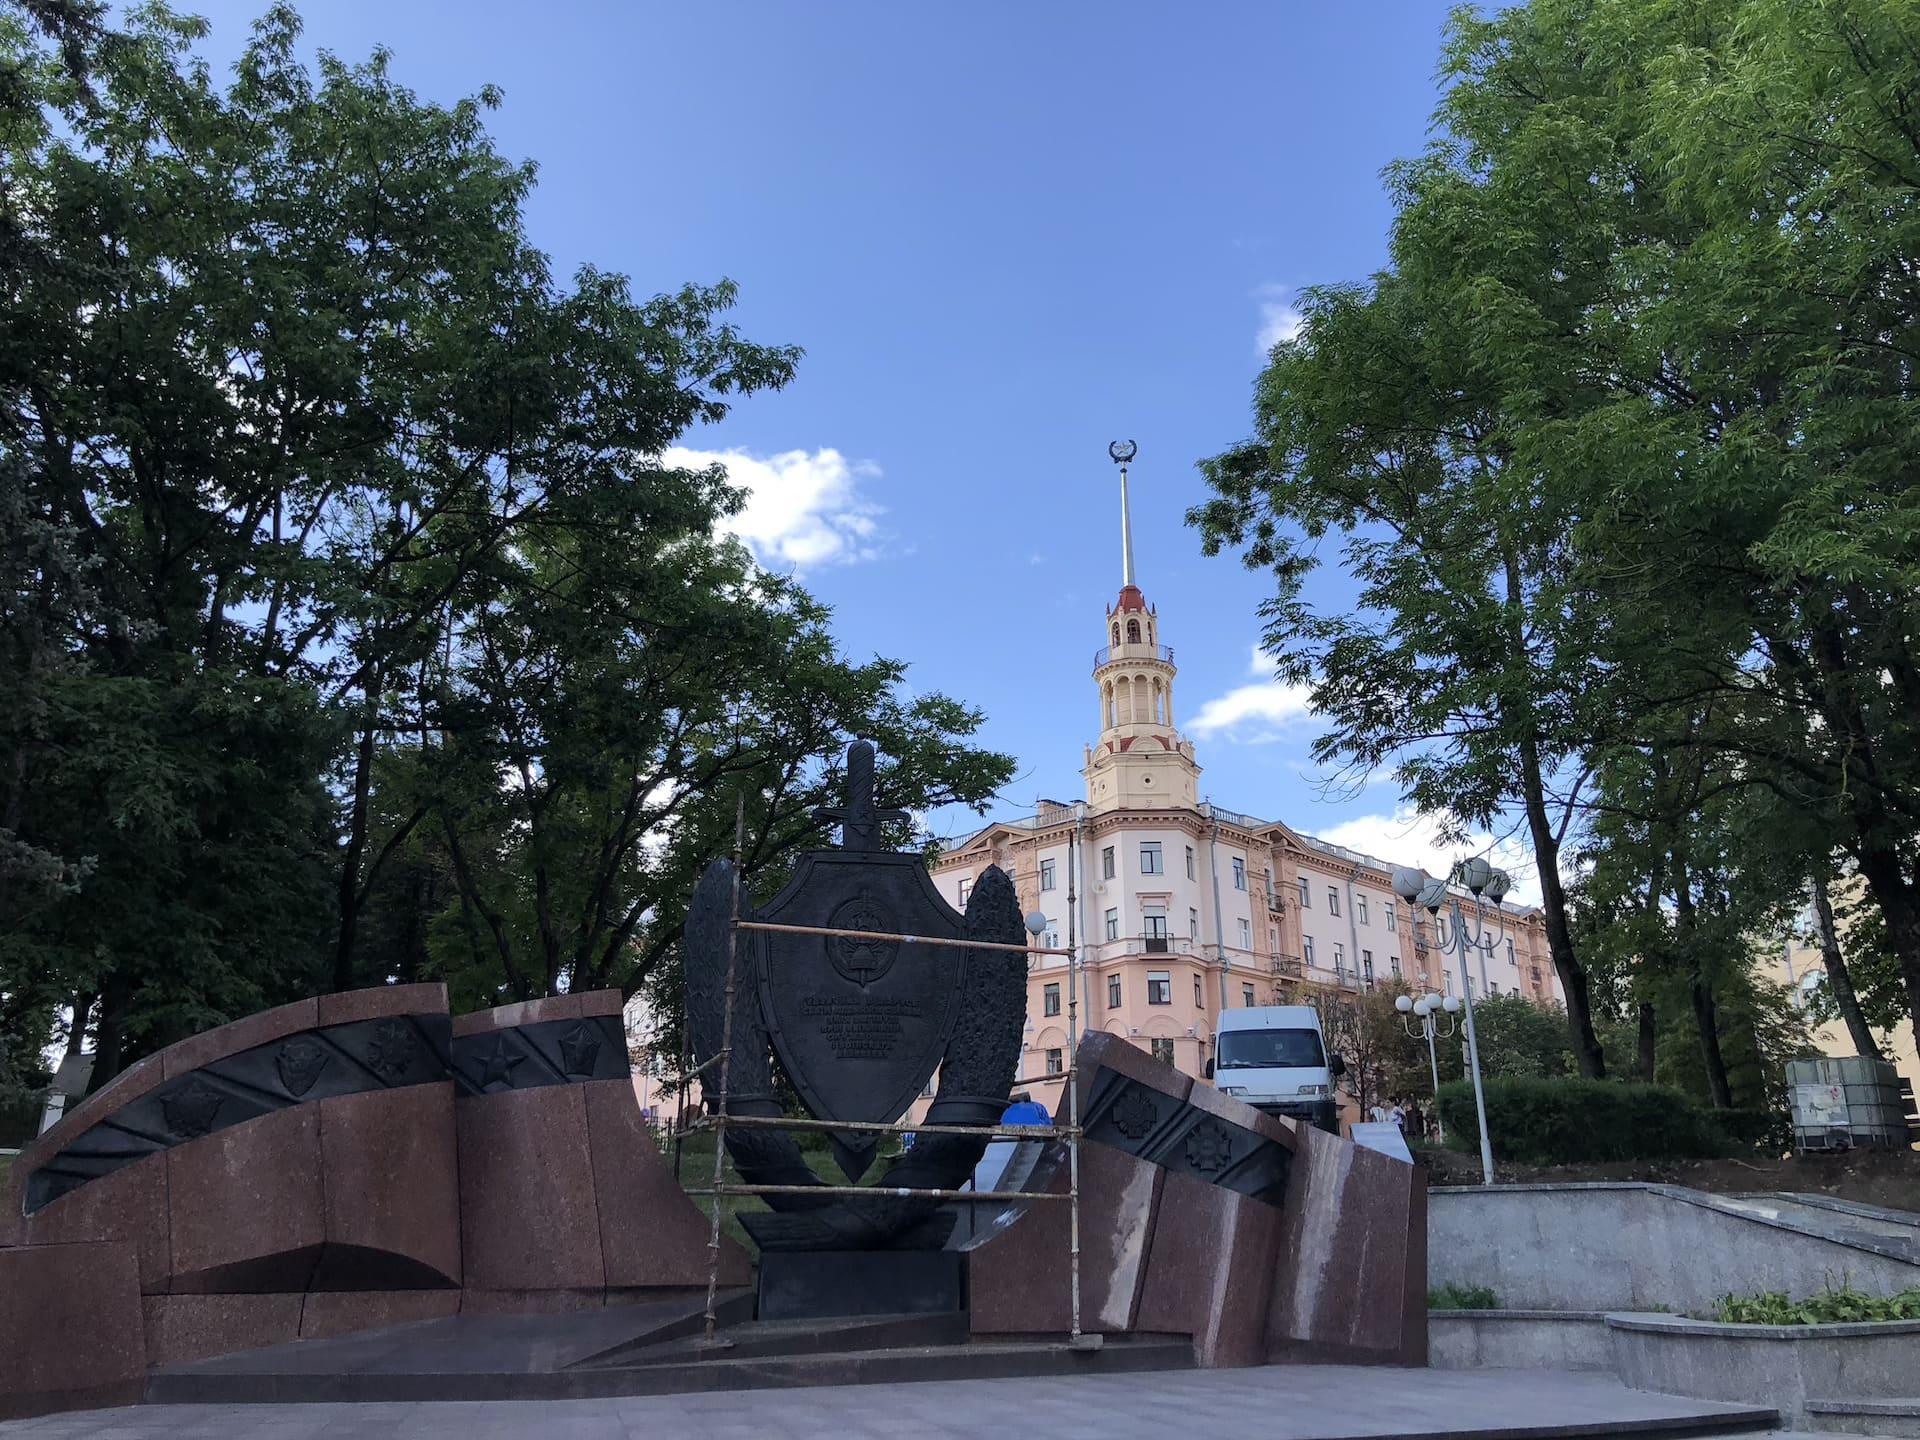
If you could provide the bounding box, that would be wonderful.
[0,985,747,1418]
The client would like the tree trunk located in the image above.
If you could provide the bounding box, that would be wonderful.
[1811,870,1880,1059]
[1516,730,1606,1077]
[1635,1001,1657,1082]
[332,669,381,993]
[1502,551,1605,1078]
[1672,858,1733,1109]
[64,990,94,1064]
[1851,839,1920,1067]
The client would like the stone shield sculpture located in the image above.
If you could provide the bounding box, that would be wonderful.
[684,740,1027,1249]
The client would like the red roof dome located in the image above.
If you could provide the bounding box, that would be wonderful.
[1114,584,1148,613]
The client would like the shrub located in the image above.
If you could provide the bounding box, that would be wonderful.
[1715,1285,1920,1325]
[1429,1283,1500,1311]
[1436,1076,1729,1165]
[1704,1106,1794,1156]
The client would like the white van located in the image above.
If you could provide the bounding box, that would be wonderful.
[1206,1005,1343,1133]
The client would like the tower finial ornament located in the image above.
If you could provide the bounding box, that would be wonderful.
[1108,440,1138,589]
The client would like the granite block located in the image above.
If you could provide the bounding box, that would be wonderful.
[162,998,320,1079]
[142,1292,304,1365]
[452,993,585,1038]
[317,981,448,1028]
[0,1240,146,1421]
[1135,1169,1282,1366]
[458,1286,611,1314]
[969,1141,1162,1335]
[574,988,626,1019]
[315,1082,461,1289]
[1266,1123,1426,1365]
[1076,1030,1194,1106]
[300,1289,462,1339]
[166,1105,326,1293]
[457,1084,605,1291]
[584,1079,746,1289]
[16,1149,172,1294]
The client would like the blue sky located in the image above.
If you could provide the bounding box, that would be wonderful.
[183,3,1522,886]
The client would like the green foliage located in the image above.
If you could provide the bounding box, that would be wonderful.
[0,4,1013,1084]
[1437,1076,1737,1166]
[1429,1283,1500,1311]
[1704,1108,1795,1158]
[1715,1286,1920,1327]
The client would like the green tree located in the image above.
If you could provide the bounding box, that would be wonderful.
[0,4,1013,1082]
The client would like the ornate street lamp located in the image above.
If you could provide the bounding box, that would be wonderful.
[1394,991,1460,1144]
[1392,859,1513,1185]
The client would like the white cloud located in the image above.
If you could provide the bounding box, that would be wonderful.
[1254,284,1304,354]
[1188,645,1315,742]
[665,445,883,570]
[1310,807,1542,909]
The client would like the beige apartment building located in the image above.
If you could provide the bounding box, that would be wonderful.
[1769,905,1919,1094]
[921,560,1564,1123]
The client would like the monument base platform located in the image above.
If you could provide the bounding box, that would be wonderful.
[142,1293,1195,1405]
[756,1248,964,1321]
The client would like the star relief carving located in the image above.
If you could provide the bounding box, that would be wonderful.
[558,1021,602,1077]
[1184,1119,1235,1175]
[478,1036,525,1089]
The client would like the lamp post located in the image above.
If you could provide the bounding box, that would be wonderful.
[1394,991,1459,1144]
[1392,859,1513,1186]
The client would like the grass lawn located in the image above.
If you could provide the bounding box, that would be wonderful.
[668,1126,906,1258]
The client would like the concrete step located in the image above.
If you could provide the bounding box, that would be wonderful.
[1805,1398,1920,1436]
[145,1332,1196,1405]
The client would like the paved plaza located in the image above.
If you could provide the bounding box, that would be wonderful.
[0,1365,1787,1440]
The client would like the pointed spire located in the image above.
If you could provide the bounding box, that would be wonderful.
[1109,440,1138,589]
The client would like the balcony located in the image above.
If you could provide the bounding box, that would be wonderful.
[1092,643,1175,668]
[1271,954,1304,979]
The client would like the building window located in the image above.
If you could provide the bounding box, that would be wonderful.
[1333,942,1345,976]
[923,1074,936,1098]
[1531,966,1543,986]
[1303,936,1316,965]
[1126,618,1141,644]
[1101,846,1115,879]
[1232,857,1246,890]
[1045,930,1058,950]
[1104,907,1119,941]
[1189,907,1199,939]
[1238,918,1251,949]
[1040,858,1056,891]
[1150,1038,1175,1066]
[1268,926,1278,955]
[1193,973,1204,1006]
[1298,876,1311,909]
[1140,841,1163,874]
[1043,982,1060,1017]
[957,879,971,906]
[1046,1048,1064,1076]
[1108,974,1122,1008]
[1385,901,1397,933]
[1147,970,1171,1005]
[1507,938,1516,964]
[1362,951,1374,987]
[1185,845,1196,880]
[1143,909,1169,952]
[1356,895,1369,925]
[1327,886,1341,916]
[1444,969,1455,995]
[1242,983,1256,1007]
[1391,954,1403,978]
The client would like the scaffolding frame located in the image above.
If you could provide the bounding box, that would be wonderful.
[687,799,1090,1349]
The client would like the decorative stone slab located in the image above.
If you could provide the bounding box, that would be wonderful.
[314,1083,461,1289]
[1267,1121,1427,1366]
[583,1079,747,1289]
[166,1103,326,1294]
[0,1240,146,1420]
[142,1293,305,1366]
[968,1137,1163,1335]
[450,1013,630,1096]
[19,1007,454,1215]
[457,1083,606,1292]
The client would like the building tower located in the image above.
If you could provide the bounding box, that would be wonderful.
[1084,445,1200,814]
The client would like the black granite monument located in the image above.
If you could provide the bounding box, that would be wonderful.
[684,740,1027,1316]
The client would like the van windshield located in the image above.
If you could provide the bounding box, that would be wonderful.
[1216,1028,1325,1070]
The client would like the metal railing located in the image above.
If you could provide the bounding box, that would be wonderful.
[1092,643,1175,667]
